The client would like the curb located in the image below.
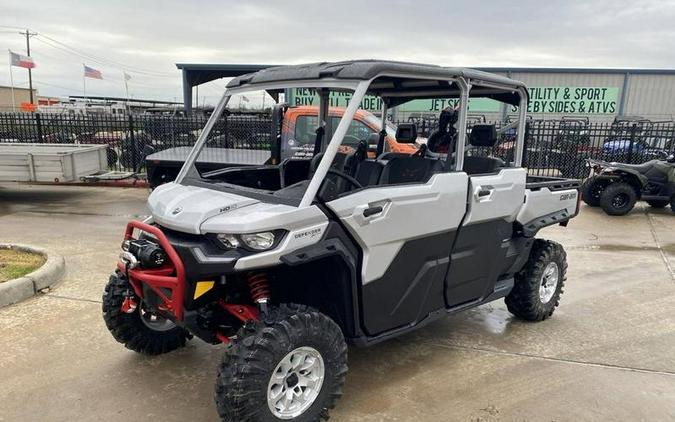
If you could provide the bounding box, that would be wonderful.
[0,244,66,308]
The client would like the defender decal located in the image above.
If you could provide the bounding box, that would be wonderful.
[294,227,323,240]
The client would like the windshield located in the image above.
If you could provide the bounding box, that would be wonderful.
[177,84,369,206]
[176,74,527,208]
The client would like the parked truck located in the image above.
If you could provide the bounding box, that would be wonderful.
[145,105,417,188]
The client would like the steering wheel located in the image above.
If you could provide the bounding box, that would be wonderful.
[326,168,363,189]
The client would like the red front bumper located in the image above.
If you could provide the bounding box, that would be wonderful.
[117,220,187,321]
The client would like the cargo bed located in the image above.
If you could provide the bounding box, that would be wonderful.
[0,143,108,183]
[526,175,581,191]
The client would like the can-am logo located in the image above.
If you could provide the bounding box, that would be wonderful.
[294,227,323,240]
[171,206,183,215]
[560,192,577,201]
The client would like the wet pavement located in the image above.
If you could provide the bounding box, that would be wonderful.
[1,183,674,422]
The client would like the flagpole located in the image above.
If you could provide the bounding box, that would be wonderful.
[8,50,16,111]
[83,64,86,104]
[123,73,130,113]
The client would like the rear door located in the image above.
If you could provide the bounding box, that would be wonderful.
[327,172,468,336]
[444,168,527,307]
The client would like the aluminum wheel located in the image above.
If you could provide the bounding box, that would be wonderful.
[267,346,325,419]
[539,262,559,304]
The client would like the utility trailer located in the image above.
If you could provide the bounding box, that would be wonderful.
[144,106,416,188]
[0,143,108,183]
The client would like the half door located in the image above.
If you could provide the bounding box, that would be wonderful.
[327,172,468,335]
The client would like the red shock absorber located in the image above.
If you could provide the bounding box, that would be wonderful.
[247,272,271,311]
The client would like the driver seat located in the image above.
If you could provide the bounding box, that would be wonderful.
[427,108,457,154]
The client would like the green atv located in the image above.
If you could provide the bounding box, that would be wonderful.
[582,155,675,215]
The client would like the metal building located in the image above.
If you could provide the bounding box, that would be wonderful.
[176,64,675,122]
[483,68,675,122]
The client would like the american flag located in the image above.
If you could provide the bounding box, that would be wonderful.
[84,65,103,80]
[9,51,35,69]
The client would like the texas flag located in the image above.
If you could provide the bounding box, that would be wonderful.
[9,51,36,69]
[84,65,103,80]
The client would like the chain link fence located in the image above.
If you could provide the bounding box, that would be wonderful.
[1,111,674,180]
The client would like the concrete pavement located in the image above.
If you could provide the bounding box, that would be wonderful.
[1,183,674,422]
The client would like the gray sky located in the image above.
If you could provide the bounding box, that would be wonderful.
[2,0,675,106]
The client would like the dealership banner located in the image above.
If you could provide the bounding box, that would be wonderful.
[525,87,618,114]
[288,86,620,114]
[287,88,500,113]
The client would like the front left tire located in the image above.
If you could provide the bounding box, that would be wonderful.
[102,272,188,355]
[214,304,348,422]
[581,176,607,207]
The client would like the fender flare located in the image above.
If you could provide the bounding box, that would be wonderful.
[279,222,364,340]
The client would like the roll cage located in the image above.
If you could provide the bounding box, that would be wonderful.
[176,61,529,207]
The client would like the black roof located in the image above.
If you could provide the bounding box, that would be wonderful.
[226,60,527,106]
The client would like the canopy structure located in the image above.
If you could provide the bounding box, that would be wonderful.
[176,63,274,114]
[227,60,528,107]
[176,60,529,114]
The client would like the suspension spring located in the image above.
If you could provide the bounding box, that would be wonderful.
[247,272,271,304]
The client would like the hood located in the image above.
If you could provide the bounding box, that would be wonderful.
[147,183,259,234]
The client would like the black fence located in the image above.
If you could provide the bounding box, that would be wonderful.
[396,116,675,178]
[1,112,674,180]
[0,112,273,173]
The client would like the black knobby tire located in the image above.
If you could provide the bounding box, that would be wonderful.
[580,176,607,207]
[215,304,348,422]
[671,196,675,214]
[599,182,637,216]
[646,199,669,208]
[102,272,187,355]
[505,239,567,322]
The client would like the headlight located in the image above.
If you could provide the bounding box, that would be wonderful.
[216,231,279,251]
[216,234,240,249]
[240,232,276,250]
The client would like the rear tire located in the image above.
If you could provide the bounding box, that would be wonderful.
[102,272,188,355]
[506,239,567,322]
[214,304,348,422]
[599,182,637,216]
[646,199,669,208]
[580,176,607,207]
